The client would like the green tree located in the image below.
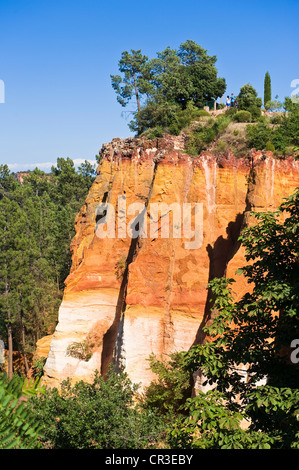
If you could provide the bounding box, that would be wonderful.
[111,49,149,115]
[237,84,262,120]
[112,40,226,135]
[179,189,299,448]
[143,352,192,416]
[264,72,271,108]
[0,159,95,375]
[28,367,164,449]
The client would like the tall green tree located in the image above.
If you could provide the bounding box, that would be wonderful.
[264,71,272,108]
[110,49,149,115]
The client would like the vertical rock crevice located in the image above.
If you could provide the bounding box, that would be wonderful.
[101,159,159,377]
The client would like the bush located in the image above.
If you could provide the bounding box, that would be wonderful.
[0,373,43,449]
[234,110,252,122]
[66,340,92,361]
[248,105,262,121]
[135,101,212,137]
[143,352,192,416]
[258,115,270,124]
[265,141,275,152]
[27,367,165,449]
[246,122,273,150]
[214,139,227,153]
[225,107,237,117]
[186,114,232,155]
[270,115,283,125]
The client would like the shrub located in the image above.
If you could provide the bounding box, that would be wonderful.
[27,368,165,449]
[248,105,261,121]
[234,110,252,122]
[265,141,275,152]
[66,340,92,361]
[143,352,193,416]
[270,115,283,125]
[246,122,273,150]
[214,139,227,153]
[225,107,237,117]
[258,115,269,124]
[115,254,127,280]
[186,114,232,155]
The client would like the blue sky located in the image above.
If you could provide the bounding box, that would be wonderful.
[0,0,298,171]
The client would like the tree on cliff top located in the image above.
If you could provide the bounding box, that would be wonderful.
[110,49,149,115]
[264,71,272,108]
[111,40,226,135]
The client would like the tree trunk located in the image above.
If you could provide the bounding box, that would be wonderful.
[20,309,30,375]
[133,73,140,114]
[7,312,13,380]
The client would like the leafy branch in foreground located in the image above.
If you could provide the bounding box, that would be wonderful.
[0,373,44,449]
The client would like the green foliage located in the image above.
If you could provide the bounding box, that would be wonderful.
[267,98,283,112]
[264,72,271,108]
[110,49,149,114]
[66,340,92,361]
[233,110,252,122]
[115,254,127,280]
[186,114,231,155]
[270,114,283,125]
[27,367,164,449]
[112,40,226,135]
[0,373,43,448]
[246,104,299,153]
[31,357,47,379]
[237,84,262,121]
[168,391,273,449]
[143,352,192,416]
[133,101,211,137]
[265,141,275,152]
[246,121,274,150]
[214,139,227,153]
[0,160,95,374]
[179,189,299,448]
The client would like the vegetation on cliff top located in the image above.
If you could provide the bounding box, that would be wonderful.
[111,40,226,135]
[111,42,299,159]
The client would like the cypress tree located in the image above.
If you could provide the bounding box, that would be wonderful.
[264,71,271,108]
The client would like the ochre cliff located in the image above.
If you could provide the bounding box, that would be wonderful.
[43,135,299,388]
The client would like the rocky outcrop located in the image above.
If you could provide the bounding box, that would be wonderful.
[43,135,299,388]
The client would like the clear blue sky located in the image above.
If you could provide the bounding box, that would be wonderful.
[0,0,298,171]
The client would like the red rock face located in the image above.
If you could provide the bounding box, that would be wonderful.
[43,136,299,388]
